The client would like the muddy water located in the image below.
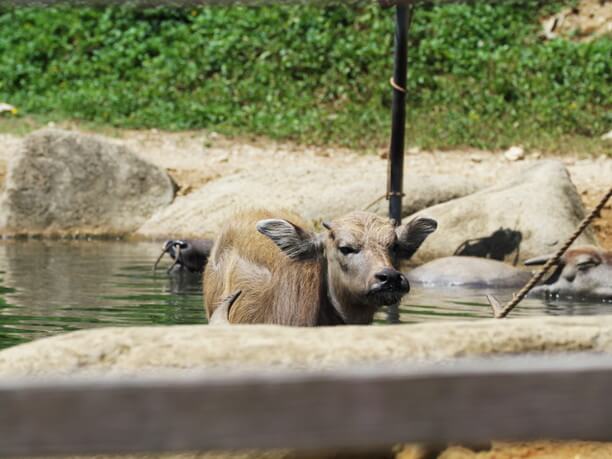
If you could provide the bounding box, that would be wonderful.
[0,241,608,350]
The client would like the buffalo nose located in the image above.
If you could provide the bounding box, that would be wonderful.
[374,268,409,290]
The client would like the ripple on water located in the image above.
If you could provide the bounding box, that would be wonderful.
[0,241,609,350]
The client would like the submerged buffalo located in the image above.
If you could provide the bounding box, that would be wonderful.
[407,246,612,300]
[204,209,437,325]
[406,256,532,288]
[525,246,612,300]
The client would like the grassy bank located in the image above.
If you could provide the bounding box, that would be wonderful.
[0,2,610,154]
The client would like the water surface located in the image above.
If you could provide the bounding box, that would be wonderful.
[0,241,608,350]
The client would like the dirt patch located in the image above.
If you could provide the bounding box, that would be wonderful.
[541,0,612,41]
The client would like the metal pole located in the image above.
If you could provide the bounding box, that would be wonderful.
[385,3,412,324]
[388,4,412,226]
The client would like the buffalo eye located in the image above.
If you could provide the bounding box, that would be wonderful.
[576,259,598,271]
[339,245,359,256]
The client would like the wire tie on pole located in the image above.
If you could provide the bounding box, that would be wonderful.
[389,77,406,93]
[387,191,405,198]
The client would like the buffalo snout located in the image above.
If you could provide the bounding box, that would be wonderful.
[369,268,410,302]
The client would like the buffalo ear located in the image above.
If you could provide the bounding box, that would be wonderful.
[395,217,437,260]
[257,219,323,261]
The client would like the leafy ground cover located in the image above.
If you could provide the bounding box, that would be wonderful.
[0,1,610,154]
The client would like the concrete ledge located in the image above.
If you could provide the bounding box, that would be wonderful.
[1,315,612,376]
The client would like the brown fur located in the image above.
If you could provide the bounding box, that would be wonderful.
[564,246,612,265]
[204,210,328,326]
[204,209,436,326]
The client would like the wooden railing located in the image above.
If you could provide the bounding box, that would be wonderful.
[2,353,612,457]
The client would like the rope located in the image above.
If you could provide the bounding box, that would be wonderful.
[488,186,612,318]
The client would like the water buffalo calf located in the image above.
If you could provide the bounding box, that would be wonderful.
[204,209,437,326]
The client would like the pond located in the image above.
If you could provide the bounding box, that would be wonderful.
[0,240,608,350]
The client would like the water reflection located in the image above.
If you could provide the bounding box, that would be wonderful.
[375,285,610,324]
[0,241,205,349]
[0,241,609,350]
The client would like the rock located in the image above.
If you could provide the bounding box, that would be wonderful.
[0,103,16,114]
[2,315,612,377]
[406,160,598,265]
[434,441,612,459]
[602,130,612,141]
[503,146,524,162]
[0,129,175,236]
[137,162,482,239]
[539,0,612,42]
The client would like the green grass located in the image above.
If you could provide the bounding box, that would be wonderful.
[0,2,610,154]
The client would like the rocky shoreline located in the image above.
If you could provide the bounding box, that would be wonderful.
[0,128,609,260]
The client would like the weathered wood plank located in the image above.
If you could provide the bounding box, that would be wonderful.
[1,354,612,457]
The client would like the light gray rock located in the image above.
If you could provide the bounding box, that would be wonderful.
[406,160,598,265]
[137,162,481,239]
[0,129,175,236]
[2,316,612,377]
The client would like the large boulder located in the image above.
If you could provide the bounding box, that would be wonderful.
[137,162,481,239]
[0,129,175,236]
[406,160,598,265]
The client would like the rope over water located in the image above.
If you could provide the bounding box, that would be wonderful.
[488,186,612,319]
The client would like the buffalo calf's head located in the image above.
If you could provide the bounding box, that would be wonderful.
[257,211,437,323]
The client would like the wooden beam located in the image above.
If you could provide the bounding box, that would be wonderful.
[2,354,612,457]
